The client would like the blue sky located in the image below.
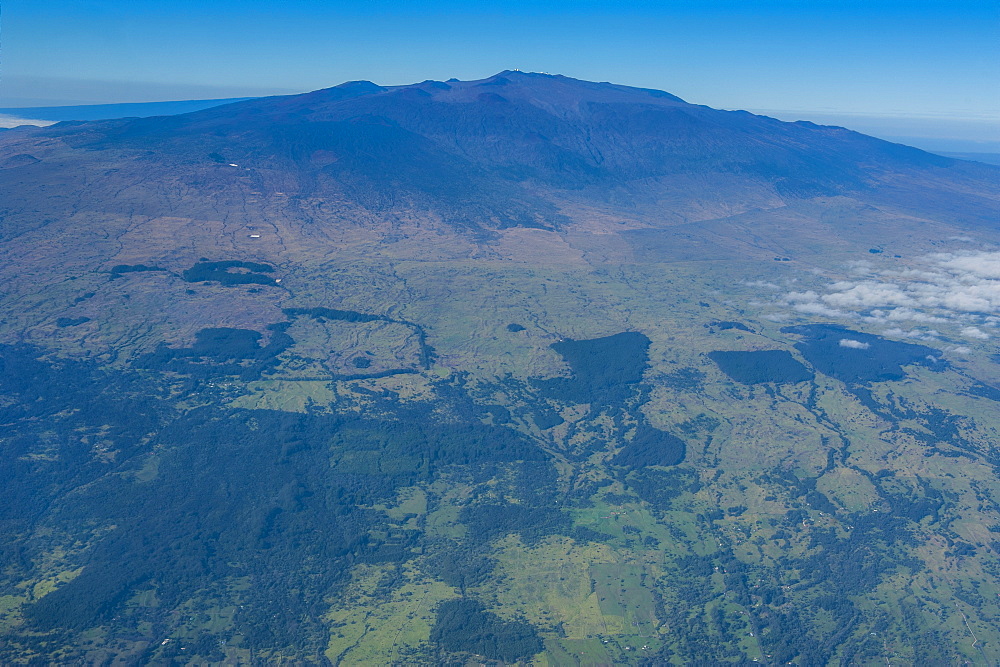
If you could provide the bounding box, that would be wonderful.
[2,0,997,146]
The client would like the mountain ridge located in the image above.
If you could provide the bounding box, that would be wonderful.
[4,71,994,244]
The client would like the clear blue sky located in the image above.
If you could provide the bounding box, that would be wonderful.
[2,0,997,144]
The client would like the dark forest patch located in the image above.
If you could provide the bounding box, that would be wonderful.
[461,501,571,546]
[23,409,391,643]
[109,264,166,278]
[6,345,550,656]
[182,260,277,286]
[431,599,543,662]
[625,468,699,510]
[709,350,813,385]
[707,320,752,332]
[180,328,271,360]
[533,408,564,430]
[0,344,167,536]
[967,383,1000,402]
[56,316,90,328]
[783,324,944,384]
[135,325,293,380]
[425,547,496,594]
[612,422,686,467]
[282,307,384,323]
[537,331,650,406]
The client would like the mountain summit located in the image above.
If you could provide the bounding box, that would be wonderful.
[4,71,995,239]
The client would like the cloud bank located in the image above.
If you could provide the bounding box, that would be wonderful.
[0,114,54,129]
[783,251,1000,340]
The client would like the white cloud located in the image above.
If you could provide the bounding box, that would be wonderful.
[792,302,854,318]
[882,328,939,340]
[780,251,1000,337]
[0,114,54,129]
[865,307,948,323]
[839,339,870,349]
[936,253,1000,280]
[822,283,917,309]
[785,290,819,303]
[961,326,990,340]
[744,280,780,290]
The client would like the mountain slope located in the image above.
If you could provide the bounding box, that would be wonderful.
[2,71,996,240]
[0,73,999,664]
[0,97,256,123]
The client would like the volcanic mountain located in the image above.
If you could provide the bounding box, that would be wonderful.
[2,71,997,241]
[1,73,999,664]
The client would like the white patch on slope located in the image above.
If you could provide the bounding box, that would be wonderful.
[0,114,55,129]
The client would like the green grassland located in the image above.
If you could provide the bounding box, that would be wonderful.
[324,564,457,665]
[537,637,617,667]
[1,202,999,664]
[485,536,622,638]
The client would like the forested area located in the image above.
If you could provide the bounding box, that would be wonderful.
[0,344,556,661]
[708,349,813,385]
[537,332,651,405]
[2,319,996,663]
[430,600,543,662]
[784,324,944,383]
[182,260,278,286]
